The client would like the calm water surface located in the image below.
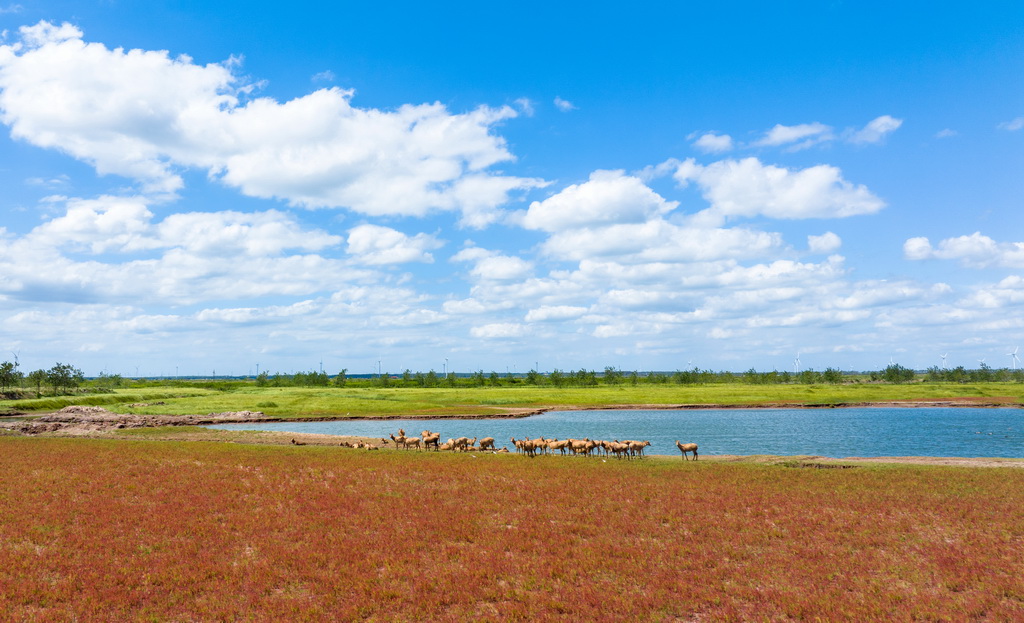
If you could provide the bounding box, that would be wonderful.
[208,407,1023,458]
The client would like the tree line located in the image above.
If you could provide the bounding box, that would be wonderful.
[244,363,1024,388]
[3,361,1022,395]
[0,361,85,396]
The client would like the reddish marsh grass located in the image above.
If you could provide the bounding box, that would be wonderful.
[0,437,1022,621]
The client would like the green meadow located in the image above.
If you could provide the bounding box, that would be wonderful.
[4,381,1023,418]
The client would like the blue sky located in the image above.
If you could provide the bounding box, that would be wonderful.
[0,1,1022,376]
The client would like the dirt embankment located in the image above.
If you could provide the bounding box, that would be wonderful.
[0,405,269,436]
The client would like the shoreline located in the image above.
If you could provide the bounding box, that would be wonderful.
[2,400,1021,468]
[194,397,1024,424]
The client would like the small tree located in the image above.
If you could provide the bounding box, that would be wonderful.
[549,369,565,388]
[0,361,21,392]
[46,363,84,395]
[602,367,622,384]
[333,369,347,387]
[822,367,843,384]
[28,369,46,397]
[525,369,540,385]
[883,364,915,384]
[488,371,501,386]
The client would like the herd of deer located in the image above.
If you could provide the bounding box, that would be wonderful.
[292,428,699,460]
[375,428,700,460]
[386,429,504,453]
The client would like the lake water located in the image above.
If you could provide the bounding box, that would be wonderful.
[207,407,1024,458]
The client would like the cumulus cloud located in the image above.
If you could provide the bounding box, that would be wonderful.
[523,170,678,232]
[998,117,1024,131]
[451,246,533,280]
[755,122,833,150]
[524,305,588,322]
[540,220,782,263]
[846,115,902,144]
[754,116,901,150]
[691,132,733,153]
[0,21,544,225]
[673,157,885,226]
[26,196,341,257]
[904,232,1024,268]
[442,298,490,314]
[808,231,842,253]
[553,96,576,112]
[470,322,528,338]
[346,224,442,265]
[513,98,534,116]
[0,196,353,305]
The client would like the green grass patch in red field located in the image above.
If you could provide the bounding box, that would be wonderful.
[0,437,1022,621]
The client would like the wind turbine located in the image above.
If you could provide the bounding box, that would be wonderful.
[940,353,948,369]
[1008,347,1021,370]
[978,358,986,369]
[794,353,801,374]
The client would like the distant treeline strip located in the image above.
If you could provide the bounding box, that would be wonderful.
[247,364,1024,388]
[3,362,1022,397]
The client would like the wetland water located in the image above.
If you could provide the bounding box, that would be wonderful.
[208,407,1023,458]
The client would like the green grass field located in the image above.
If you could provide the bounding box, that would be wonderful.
[4,381,1023,418]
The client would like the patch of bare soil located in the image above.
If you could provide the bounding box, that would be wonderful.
[0,406,269,435]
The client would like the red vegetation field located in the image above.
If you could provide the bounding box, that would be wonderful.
[1,437,1022,621]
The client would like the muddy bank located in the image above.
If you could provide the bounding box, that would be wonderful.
[0,405,270,435]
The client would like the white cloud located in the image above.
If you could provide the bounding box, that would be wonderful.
[25,196,341,257]
[514,98,534,116]
[808,231,842,253]
[156,210,341,257]
[311,70,335,83]
[0,21,544,224]
[553,96,576,112]
[471,255,533,280]
[524,305,587,322]
[450,245,533,280]
[470,322,527,338]
[904,233,1024,268]
[935,128,957,139]
[346,224,442,265]
[0,197,354,305]
[692,132,733,153]
[998,117,1024,131]
[28,196,156,253]
[846,115,902,144]
[754,117,901,150]
[450,246,493,263]
[755,122,833,149]
[442,298,489,314]
[540,219,782,263]
[523,170,677,232]
[673,157,885,225]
